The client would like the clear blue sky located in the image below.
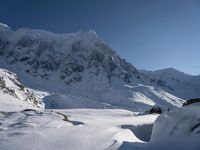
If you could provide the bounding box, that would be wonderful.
[0,0,200,75]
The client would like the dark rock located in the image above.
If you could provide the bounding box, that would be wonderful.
[146,105,163,114]
[120,73,131,83]
[183,98,200,107]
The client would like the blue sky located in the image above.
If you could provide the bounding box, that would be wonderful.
[0,0,200,75]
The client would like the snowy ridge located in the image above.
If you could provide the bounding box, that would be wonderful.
[0,23,10,29]
[0,68,43,111]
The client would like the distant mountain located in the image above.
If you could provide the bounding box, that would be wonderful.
[0,23,186,111]
[140,68,200,100]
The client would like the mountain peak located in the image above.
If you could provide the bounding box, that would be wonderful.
[88,29,97,36]
[73,29,101,45]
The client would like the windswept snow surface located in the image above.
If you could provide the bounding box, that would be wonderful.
[0,109,158,150]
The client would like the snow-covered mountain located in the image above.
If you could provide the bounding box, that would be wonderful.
[140,68,200,100]
[0,23,187,111]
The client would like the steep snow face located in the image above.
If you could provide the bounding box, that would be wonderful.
[0,24,184,111]
[140,68,200,100]
[0,68,43,111]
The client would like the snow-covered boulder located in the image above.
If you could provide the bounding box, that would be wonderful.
[151,103,200,146]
